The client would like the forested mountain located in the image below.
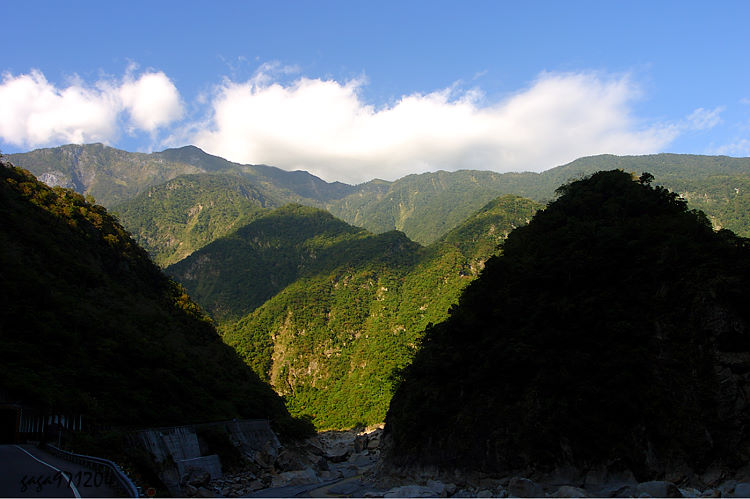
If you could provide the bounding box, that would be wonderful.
[383,170,750,478]
[115,174,275,266]
[8,143,355,208]
[0,160,305,435]
[326,153,750,243]
[13,144,750,259]
[213,195,539,429]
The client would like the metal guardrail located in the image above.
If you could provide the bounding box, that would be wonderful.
[41,443,139,497]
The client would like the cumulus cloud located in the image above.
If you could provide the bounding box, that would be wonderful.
[120,71,183,133]
[192,70,678,184]
[0,69,182,148]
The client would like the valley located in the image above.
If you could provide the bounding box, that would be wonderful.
[5,144,750,496]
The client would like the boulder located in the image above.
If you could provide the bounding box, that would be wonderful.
[734,483,750,497]
[196,487,214,498]
[679,488,702,498]
[552,485,589,497]
[720,480,739,497]
[426,479,447,496]
[184,469,211,487]
[270,467,319,487]
[637,481,683,498]
[326,445,352,463]
[508,476,545,498]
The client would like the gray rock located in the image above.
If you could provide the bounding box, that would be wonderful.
[185,484,199,496]
[637,481,683,498]
[368,438,382,450]
[270,467,319,487]
[426,479,447,496]
[384,485,438,498]
[552,485,589,497]
[720,480,739,496]
[349,452,376,468]
[247,479,265,491]
[326,446,352,463]
[184,469,212,487]
[699,489,720,498]
[607,484,639,497]
[508,476,545,497]
[679,488,702,498]
[354,435,369,453]
[734,483,750,497]
[477,490,494,498]
[329,481,364,496]
[196,486,214,498]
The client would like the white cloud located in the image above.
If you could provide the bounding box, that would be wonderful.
[120,72,183,133]
[192,70,678,184]
[686,106,723,130]
[0,69,183,148]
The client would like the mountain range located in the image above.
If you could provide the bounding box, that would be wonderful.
[8,143,750,431]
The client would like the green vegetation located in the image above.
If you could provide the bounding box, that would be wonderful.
[216,195,540,429]
[115,174,274,266]
[0,160,308,435]
[14,145,750,255]
[384,170,750,477]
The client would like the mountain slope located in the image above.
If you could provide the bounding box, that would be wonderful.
[8,143,356,208]
[0,160,304,434]
[218,195,540,429]
[165,204,380,323]
[114,174,275,266]
[383,170,750,478]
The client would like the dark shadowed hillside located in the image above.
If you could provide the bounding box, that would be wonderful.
[0,160,306,435]
[384,170,750,479]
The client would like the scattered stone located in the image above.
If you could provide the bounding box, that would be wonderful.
[637,481,683,498]
[185,484,198,496]
[699,489,720,498]
[367,438,381,450]
[363,491,385,498]
[477,489,494,497]
[196,486,214,498]
[508,476,546,498]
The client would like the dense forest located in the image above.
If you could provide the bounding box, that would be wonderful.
[384,170,750,478]
[170,195,540,428]
[10,143,750,438]
[0,160,307,436]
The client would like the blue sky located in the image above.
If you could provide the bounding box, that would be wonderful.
[2,1,749,183]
